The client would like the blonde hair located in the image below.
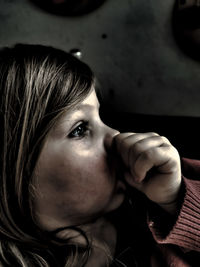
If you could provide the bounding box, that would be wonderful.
[0,44,94,266]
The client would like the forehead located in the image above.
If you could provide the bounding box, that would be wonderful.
[79,89,99,108]
[69,89,100,115]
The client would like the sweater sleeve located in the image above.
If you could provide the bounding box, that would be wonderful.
[148,158,200,252]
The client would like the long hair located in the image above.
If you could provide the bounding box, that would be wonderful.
[0,44,94,266]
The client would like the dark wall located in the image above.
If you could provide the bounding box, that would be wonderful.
[0,0,200,117]
[101,110,200,160]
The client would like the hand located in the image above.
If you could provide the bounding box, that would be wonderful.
[114,132,182,214]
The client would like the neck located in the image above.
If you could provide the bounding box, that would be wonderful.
[84,217,117,267]
[55,216,117,267]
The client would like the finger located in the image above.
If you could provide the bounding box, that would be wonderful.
[128,135,171,170]
[133,145,180,182]
[114,132,160,166]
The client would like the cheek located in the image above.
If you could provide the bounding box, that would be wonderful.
[36,142,115,203]
[78,158,115,201]
[68,145,112,182]
[62,154,114,202]
[34,145,122,226]
[68,158,112,193]
[81,151,114,185]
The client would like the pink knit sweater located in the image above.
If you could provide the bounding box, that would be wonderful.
[148,157,200,266]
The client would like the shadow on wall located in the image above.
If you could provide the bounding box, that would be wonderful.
[172,0,200,61]
[29,0,107,16]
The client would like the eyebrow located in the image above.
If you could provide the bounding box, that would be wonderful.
[74,101,100,111]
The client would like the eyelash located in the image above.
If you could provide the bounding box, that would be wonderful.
[68,121,89,138]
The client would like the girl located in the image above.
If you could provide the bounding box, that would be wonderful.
[0,44,199,266]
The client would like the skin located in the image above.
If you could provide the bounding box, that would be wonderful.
[33,88,182,265]
[33,89,126,231]
[114,132,182,215]
[34,89,182,229]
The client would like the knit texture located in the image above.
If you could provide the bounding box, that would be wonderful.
[146,158,200,266]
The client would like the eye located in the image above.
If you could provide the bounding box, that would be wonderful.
[68,121,89,138]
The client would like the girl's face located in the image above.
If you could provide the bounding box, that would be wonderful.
[34,89,126,231]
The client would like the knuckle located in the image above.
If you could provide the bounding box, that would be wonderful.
[132,140,145,154]
[148,132,159,137]
[160,135,171,144]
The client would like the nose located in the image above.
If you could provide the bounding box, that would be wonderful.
[103,124,120,152]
